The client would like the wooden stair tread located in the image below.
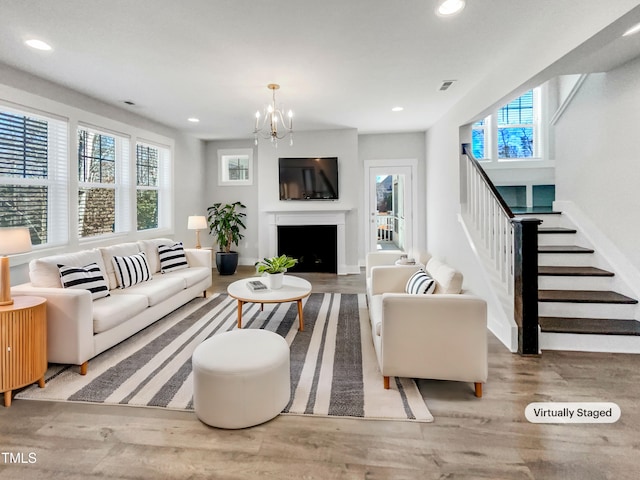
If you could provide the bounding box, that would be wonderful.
[540,317,640,336]
[539,290,638,304]
[539,245,594,254]
[538,227,577,234]
[515,210,562,215]
[538,266,614,277]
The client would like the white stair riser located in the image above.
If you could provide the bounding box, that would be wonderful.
[540,331,640,353]
[539,302,637,320]
[538,234,577,246]
[538,276,613,291]
[538,253,594,266]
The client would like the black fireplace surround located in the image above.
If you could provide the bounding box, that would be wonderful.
[277,225,337,273]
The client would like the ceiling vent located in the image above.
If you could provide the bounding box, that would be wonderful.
[439,80,456,91]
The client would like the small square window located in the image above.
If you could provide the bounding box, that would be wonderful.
[218,149,253,186]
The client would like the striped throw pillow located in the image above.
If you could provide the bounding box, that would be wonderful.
[158,242,189,273]
[405,269,436,295]
[111,252,151,289]
[58,263,110,300]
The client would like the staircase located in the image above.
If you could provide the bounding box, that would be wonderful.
[517,211,640,352]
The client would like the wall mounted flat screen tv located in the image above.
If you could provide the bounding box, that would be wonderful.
[279,157,339,200]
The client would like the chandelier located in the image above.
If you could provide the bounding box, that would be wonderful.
[253,84,293,147]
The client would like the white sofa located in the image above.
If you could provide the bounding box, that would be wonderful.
[13,238,212,375]
[366,252,488,397]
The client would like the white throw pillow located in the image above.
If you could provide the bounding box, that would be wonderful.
[111,252,151,288]
[158,242,189,273]
[405,269,436,295]
[58,263,110,300]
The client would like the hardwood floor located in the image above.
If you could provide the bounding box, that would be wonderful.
[2,267,639,479]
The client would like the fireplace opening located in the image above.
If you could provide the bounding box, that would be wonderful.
[278,225,337,273]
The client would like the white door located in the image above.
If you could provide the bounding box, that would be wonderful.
[364,162,416,255]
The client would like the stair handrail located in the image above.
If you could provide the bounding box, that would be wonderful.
[461,144,514,219]
[460,143,539,355]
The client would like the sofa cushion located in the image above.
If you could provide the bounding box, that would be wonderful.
[163,266,210,288]
[158,242,189,273]
[58,263,110,300]
[426,257,463,294]
[92,293,149,334]
[99,242,142,289]
[29,249,108,288]
[109,275,185,306]
[137,238,175,274]
[112,252,152,289]
[405,269,436,295]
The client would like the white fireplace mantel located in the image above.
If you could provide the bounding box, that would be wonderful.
[264,210,350,275]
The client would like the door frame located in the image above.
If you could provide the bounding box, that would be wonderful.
[363,159,418,255]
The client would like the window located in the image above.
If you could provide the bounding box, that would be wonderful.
[0,105,68,247]
[77,126,130,238]
[472,118,488,159]
[136,143,158,230]
[497,90,535,158]
[218,148,253,186]
[471,88,541,160]
[2,98,173,252]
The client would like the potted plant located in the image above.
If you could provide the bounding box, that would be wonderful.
[207,201,247,275]
[255,254,298,289]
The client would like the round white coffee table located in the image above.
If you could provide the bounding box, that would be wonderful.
[227,276,312,331]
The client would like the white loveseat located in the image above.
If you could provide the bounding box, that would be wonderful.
[366,252,488,397]
[13,238,212,375]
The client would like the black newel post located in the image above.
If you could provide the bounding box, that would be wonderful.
[512,217,542,355]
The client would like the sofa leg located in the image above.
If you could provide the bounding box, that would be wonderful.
[203,290,207,298]
[383,376,390,390]
[80,361,88,376]
[474,382,482,398]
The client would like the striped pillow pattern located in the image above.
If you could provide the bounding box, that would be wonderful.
[58,263,110,300]
[405,269,436,295]
[158,242,189,273]
[112,252,151,289]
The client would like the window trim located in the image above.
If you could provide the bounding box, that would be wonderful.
[0,102,69,249]
[218,148,253,186]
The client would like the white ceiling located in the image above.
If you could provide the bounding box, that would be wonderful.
[0,0,639,140]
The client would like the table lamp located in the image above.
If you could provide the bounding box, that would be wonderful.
[0,227,32,306]
[187,216,208,249]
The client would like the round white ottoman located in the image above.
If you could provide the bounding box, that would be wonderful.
[192,329,290,429]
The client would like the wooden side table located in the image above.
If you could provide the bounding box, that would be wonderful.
[0,296,47,407]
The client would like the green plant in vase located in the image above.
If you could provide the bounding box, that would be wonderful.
[206,201,246,275]
[255,255,298,289]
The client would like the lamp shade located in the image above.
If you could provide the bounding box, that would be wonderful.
[0,227,32,256]
[187,215,208,230]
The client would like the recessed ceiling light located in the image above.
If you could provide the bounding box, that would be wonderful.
[435,0,466,17]
[187,117,200,123]
[623,22,640,37]
[25,39,52,51]
[391,107,404,112]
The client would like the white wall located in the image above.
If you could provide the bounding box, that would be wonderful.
[555,58,640,271]
[1,63,205,284]
[204,140,259,262]
[257,129,360,272]
[358,132,426,262]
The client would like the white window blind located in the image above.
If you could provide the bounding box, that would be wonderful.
[136,140,171,231]
[77,125,130,238]
[0,104,68,247]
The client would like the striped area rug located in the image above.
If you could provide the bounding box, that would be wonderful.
[16,293,434,422]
